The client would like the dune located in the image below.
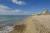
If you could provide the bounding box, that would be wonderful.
[9,14,50,33]
[23,15,50,33]
[31,15,50,33]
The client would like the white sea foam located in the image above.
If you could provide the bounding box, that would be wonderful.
[0,26,14,33]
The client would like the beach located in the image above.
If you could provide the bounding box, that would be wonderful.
[0,15,50,33]
[10,15,50,33]
[0,15,29,33]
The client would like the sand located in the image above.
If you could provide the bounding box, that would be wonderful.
[10,15,50,33]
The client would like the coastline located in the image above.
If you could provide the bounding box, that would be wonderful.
[10,15,50,33]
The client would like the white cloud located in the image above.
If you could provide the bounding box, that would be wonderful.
[0,5,32,15]
[0,5,11,9]
[12,0,26,5]
[0,5,21,15]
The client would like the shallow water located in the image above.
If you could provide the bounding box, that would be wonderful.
[0,15,28,26]
[0,15,29,33]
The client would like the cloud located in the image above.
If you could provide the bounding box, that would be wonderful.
[0,5,11,9]
[0,5,32,15]
[0,5,21,15]
[12,0,26,5]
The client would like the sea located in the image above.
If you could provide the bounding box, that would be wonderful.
[0,15,29,33]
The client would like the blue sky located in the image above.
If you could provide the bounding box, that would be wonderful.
[0,0,50,15]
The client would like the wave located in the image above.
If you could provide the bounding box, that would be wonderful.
[0,26,14,33]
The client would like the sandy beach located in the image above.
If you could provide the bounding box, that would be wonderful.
[9,15,50,33]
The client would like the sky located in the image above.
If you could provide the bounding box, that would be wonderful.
[0,0,50,15]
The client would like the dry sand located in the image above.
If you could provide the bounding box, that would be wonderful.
[10,15,50,33]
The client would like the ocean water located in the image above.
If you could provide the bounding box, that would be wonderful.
[0,15,28,33]
[0,15,28,25]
